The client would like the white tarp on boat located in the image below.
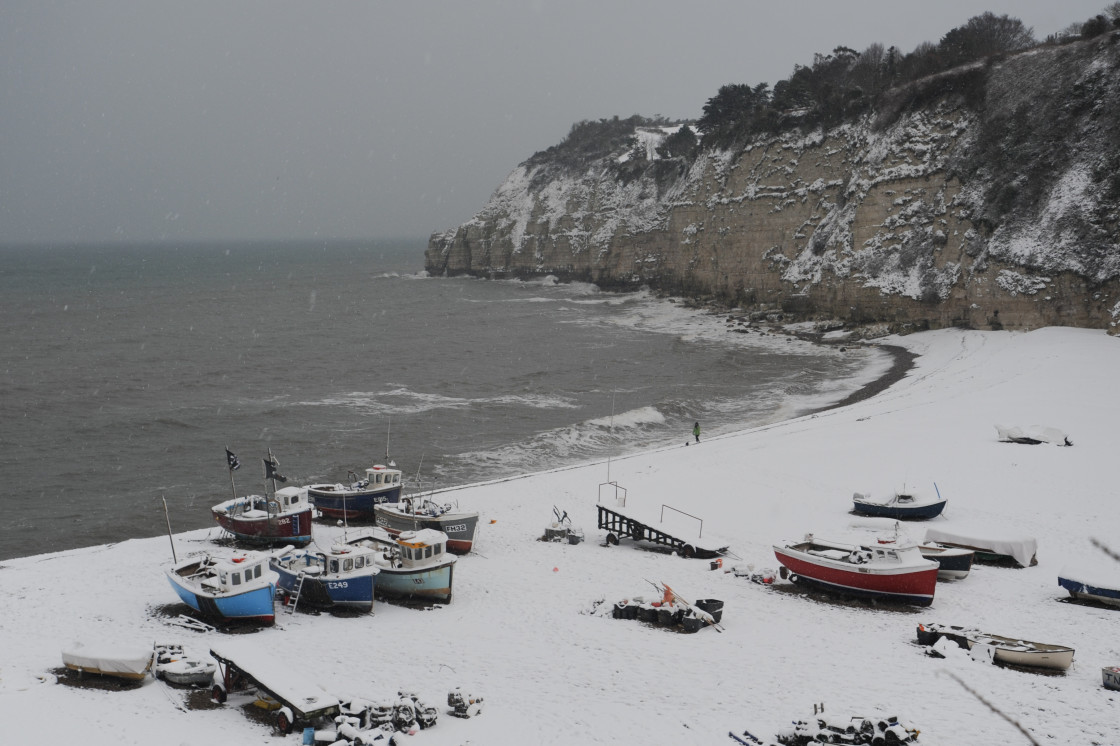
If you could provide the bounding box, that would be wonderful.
[924,527,1038,568]
[995,424,1072,446]
[62,640,153,678]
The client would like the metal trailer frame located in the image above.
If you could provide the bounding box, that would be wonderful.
[596,504,726,559]
[209,648,341,734]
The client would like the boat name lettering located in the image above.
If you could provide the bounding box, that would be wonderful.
[443,523,466,533]
[326,581,349,590]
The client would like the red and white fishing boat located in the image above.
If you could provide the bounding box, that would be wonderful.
[773,534,940,606]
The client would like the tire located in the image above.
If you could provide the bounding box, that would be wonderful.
[681,544,696,559]
[606,533,619,546]
[276,711,292,735]
[211,685,226,703]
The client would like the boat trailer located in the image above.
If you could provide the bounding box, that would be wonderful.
[597,503,726,559]
[209,646,340,734]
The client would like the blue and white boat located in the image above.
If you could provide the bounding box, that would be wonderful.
[307,465,404,522]
[166,550,279,625]
[852,490,946,520]
[270,544,381,612]
[344,527,456,604]
[1058,569,1120,608]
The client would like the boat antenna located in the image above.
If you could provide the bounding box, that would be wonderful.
[162,496,177,564]
[385,418,395,467]
[412,454,426,531]
[606,392,615,484]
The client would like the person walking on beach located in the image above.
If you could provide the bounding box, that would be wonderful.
[693,422,701,443]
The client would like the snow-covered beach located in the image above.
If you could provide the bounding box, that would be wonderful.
[2,327,1118,745]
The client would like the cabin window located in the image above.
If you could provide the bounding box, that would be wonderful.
[393,474,400,484]
[425,546,432,559]
[254,565,262,578]
[232,573,241,586]
[330,560,340,573]
[343,558,353,572]
[354,557,364,569]
[433,545,441,556]
[375,474,383,484]
[220,572,228,585]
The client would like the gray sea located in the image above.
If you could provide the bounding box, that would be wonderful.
[0,240,885,561]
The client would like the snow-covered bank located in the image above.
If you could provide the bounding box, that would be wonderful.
[2,328,1118,745]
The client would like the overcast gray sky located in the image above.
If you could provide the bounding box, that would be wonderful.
[0,1,1109,245]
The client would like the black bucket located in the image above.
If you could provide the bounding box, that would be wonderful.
[694,598,724,625]
[637,605,658,623]
[612,603,626,619]
[680,615,703,633]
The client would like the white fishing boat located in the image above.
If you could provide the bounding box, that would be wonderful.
[917,623,1075,671]
[154,644,217,686]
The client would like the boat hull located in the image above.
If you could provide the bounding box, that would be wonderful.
[212,507,313,546]
[374,506,479,554]
[919,545,974,580]
[852,498,946,520]
[774,546,938,606]
[917,624,1075,671]
[158,660,217,686]
[273,564,376,612]
[309,485,402,521]
[1058,576,1120,607]
[376,562,454,604]
[166,574,276,624]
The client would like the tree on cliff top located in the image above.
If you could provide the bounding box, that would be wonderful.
[938,12,1034,66]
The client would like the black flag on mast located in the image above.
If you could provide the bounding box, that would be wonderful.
[226,449,241,471]
[263,451,287,483]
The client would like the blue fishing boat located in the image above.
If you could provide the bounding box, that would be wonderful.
[344,527,456,604]
[307,465,404,521]
[166,551,278,625]
[270,544,381,612]
[1058,570,1120,608]
[852,490,946,520]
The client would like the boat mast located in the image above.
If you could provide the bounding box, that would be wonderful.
[226,445,238,503]
[162,496,177,564]
[412,454,425,531]
[606,392,615,484]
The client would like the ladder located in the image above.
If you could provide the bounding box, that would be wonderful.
[286,574,307,614]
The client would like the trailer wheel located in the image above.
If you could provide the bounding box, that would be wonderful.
[276,711,292,735]
[606,533,619,546]
[681,544,696,559]
[211,685,226,704]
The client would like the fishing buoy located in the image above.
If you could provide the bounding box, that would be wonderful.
[489,519,497,524]
[552,567,559,573]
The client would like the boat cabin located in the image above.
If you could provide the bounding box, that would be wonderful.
[395,529,450,567]
[363,465,402,489]
[228,486,309,518]
[212,555,270,592]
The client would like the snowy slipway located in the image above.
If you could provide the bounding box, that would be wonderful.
[1,327,1118,745]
